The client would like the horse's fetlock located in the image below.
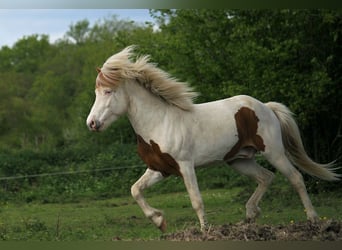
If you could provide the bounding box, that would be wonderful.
[200,222,210,233]
[147,210,165,229]
[246,205,261,220]
[307,211,318,222]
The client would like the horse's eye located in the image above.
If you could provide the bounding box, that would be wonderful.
[104,90,112,95]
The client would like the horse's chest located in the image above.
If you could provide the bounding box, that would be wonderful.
[136,134,182,177]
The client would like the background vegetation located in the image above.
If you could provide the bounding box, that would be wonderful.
[0,9,341,204]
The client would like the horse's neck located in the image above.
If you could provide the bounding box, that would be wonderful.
[125,81,172,138]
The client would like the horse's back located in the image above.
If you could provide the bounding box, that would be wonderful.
[193,95,271,125]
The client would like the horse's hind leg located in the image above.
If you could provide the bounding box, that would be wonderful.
[131,169,167,231]
[229,158,274,222]
[265,153,318,221]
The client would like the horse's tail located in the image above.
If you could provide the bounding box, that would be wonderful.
[265,102,340,181]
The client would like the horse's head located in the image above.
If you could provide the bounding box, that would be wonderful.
[87,47,137,131]
[86,68,129,132]
[87,45,198,131]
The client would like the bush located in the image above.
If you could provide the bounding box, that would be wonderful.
[0,144,340,204]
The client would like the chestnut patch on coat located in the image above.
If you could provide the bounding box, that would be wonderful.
[224,107,265,162]
[136,134,181,177]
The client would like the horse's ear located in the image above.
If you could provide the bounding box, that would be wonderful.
[96,67,101,73]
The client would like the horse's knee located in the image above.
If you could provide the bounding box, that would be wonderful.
[131,183,140,200]
[192,199,204,212]
[288,169,305,189]
[262,169,274,186]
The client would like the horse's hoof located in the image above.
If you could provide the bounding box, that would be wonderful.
[245,218,256,224]
[308,216,319,223]
[159,218,167,233]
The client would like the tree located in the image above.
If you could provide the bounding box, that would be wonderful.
[150,9,342,162]
[66,19,90,44]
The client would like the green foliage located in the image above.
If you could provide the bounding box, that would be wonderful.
[0,10,341,204]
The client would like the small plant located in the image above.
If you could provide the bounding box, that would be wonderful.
[22,217,47,232]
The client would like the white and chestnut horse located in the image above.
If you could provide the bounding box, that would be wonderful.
[86,46,339,232]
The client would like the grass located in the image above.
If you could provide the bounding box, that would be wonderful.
[0,186,341,241]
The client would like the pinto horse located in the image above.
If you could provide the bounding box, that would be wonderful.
[86,46,339,232]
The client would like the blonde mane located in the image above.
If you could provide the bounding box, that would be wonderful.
[97,46,198,111]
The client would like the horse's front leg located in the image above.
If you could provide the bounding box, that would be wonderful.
[131,169,166,231]
[179,161,208,231]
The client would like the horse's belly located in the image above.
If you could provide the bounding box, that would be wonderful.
[193,132,239,166]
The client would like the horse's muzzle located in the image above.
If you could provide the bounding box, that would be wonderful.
[88,119,102,131]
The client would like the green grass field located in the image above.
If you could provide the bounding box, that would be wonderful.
[0,186,341,241]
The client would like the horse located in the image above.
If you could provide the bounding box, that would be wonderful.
[86,46,339,232]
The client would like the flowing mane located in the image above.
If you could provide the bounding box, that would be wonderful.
[97,46,198,111]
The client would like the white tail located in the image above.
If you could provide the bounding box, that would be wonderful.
[266,102,340,181]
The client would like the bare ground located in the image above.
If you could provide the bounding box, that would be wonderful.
[161,220,342,241]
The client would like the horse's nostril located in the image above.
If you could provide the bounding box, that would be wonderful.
[90,120,95,128]
[89,119,101,131]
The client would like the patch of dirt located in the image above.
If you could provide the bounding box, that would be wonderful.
[161,220,342,241]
